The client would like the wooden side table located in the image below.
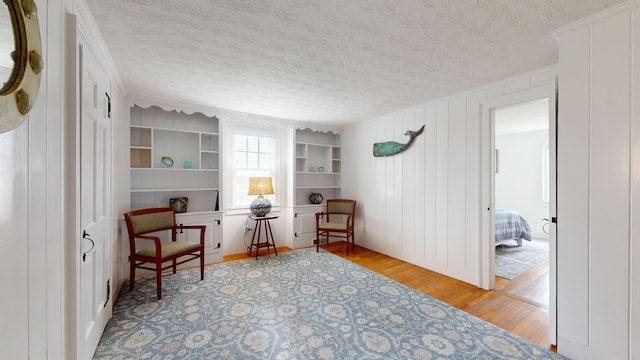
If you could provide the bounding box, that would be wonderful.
[247,214,278,259]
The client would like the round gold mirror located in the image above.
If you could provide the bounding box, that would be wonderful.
[0,0,43,133]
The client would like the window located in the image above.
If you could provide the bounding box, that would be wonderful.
[232,134,277,207]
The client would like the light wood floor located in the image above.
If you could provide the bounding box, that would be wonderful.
[224,242,555,351]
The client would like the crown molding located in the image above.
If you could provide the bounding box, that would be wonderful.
[552,0,640,38]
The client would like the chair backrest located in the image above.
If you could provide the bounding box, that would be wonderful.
[124,208,178,255]
[125,207,177,236]
[326,199,356,217]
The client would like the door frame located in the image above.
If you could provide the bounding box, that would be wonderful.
[480,82,557,345]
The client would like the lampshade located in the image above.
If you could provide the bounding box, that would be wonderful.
[248,177,274,195]
[248,177,274,216]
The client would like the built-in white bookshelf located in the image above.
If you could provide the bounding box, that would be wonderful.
[294,128,341,206]
[292,128,341,248]
[128,103,223,263]
[129,105,221,213]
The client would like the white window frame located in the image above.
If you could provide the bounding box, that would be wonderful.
[224,125,283,213]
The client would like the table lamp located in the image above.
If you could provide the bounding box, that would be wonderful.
[248,177,274,217]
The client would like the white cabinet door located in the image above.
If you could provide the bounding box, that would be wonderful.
[293,206,323,248]
[209,214,223,261]
[176,212,223,264]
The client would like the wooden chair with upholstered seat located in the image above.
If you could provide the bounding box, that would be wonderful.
[124,207,206,299]
[315,199,357,256]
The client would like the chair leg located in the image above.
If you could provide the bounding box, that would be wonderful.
[156,262,163,300]
[352,229,355,254]
[200,250,204,281]
[129,260,136,291]
[172,259,177,274]
[346,233,349,257]
[316,229,320,252]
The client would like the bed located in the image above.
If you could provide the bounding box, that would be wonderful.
[495,208,532,247]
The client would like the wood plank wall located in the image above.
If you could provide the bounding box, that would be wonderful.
[342,67,555,287]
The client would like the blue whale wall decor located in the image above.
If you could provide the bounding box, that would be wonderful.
[373,125,425,157]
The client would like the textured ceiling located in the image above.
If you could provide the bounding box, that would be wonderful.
[85,0,626,127]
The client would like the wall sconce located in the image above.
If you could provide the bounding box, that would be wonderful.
[248,177,274,217]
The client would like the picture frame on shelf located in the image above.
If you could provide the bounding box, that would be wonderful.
[170,197,189,213]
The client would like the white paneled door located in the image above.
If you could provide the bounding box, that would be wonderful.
[76,34,112,359]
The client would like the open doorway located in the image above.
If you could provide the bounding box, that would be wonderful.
[493,99,550,309]
[481,83,558,346]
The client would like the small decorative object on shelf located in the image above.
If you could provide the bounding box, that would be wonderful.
[248,177,274,217]
[309,165,316,172]
[309,192,323,204]
[170,197,189,213]
[317,166,325,172]
[161,156,174,168]
[183,160,192,169]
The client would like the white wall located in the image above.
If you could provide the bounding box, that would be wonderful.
[0,1,66,358]
[0,103,31,358]
[495,130,549,238]
[0,0,126,358]
[342,67,554,286]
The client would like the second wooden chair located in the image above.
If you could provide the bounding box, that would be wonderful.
[315,199,357,256]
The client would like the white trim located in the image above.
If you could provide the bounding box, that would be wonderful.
[481,80,558,347]
[127,94,343,135]
[552,0,640,38]
[542,142,550,204]
[480,85,550,290]
[548,74,558,346]
[222,123,286,211]
[291,122,342,135]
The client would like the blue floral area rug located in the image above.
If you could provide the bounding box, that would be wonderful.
[94,248,564,359]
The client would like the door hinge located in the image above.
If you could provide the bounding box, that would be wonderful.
[295,232,299,237]
[215,219,221,225]
[106,92,111,119]
[551,217,557,223]
[104,279,110,307]
[295,212,299,218]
